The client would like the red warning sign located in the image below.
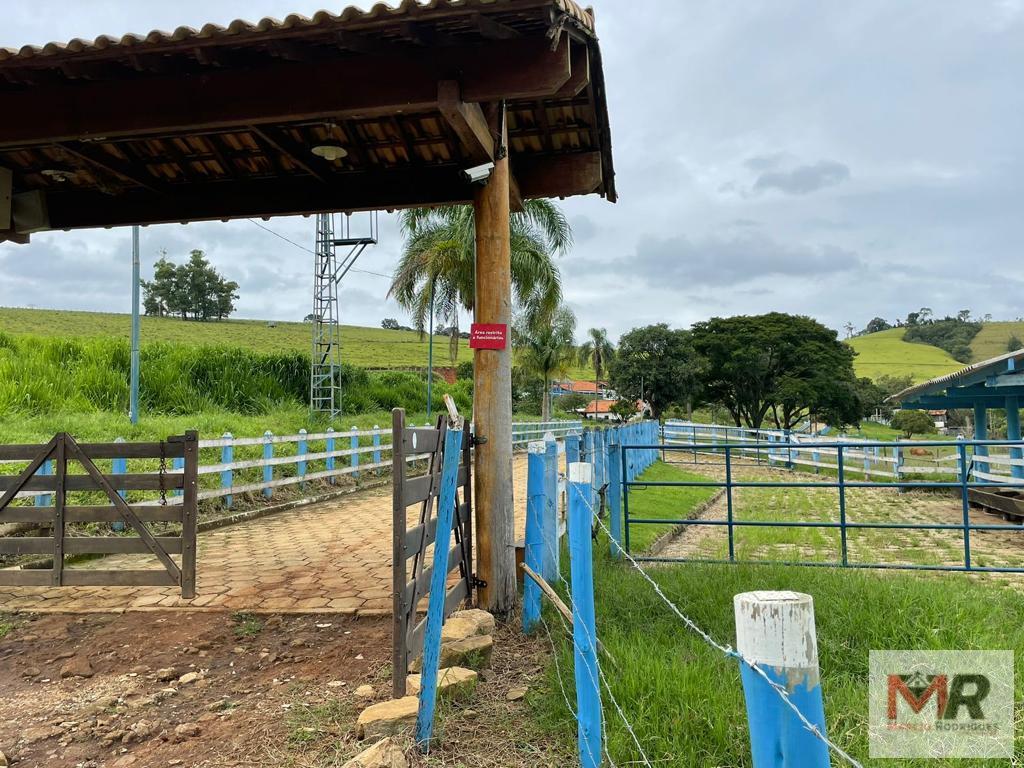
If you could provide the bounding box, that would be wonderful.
[469,323,508,350]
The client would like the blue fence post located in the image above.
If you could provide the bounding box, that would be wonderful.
[566,433,581,467]
[542,433,560,580]
[415,421,466,749]
[326,427,336,484]
[263,431,273,499]
[351,425,360,479]
[608,427,623,559]
[297,428,308,488]
[173,456,184,498]
[36,458,53,508]
[373,426,382,473]
[734,591,831,768]
[522,441,547,633]
[221,432,234,509]
[567,461,603,768]
[112,437,127,531]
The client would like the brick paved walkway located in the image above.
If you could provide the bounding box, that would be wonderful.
[0,455,529,615]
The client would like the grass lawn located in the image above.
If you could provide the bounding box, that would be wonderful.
[847,328,962,382]
[621,462,718,553]
[532,560,1024,767]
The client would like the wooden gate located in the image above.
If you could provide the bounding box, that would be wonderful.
[391,409,474,697]
[0,432,198,597]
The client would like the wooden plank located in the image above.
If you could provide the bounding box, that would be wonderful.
[403,541,466,608]
[0,569,53,587]
[0,537,52,555]
[65,537,184,555]
[0,473,184,493]
[66,506,184,523]
[0,39,572,148]
[391,408,409,698]
[408,579,470,655]
[403,465,470,506]
[180,431,198,598]
[516,151,603,199]
[61,570,177,587]
[403,428,440,454]
[78,441,186,460]
[404,509,471,558]
[56,142,167,194]
[553,39,591,98]
[63,437,182,583]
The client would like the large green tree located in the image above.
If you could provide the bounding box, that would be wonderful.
[388,200,571,363]
[141,249,238,321]
[691,313,862,429]
[512,306,577,421]
[608,324,703,420]
[578,327,615,417]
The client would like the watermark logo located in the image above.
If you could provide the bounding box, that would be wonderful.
[869,651,1014,758]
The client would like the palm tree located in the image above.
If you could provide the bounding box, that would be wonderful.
[513,306,578,421]
[578,328,615,419]
[388,200,572,363]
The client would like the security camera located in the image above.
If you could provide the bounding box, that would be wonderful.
[463,162,495,185]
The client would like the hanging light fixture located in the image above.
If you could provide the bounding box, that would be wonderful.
[311,144,348,162]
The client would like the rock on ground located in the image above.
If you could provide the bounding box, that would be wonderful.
[405,667,478,701]
[356,697,418,740]
[342,737,411,768]
[59,656,94,679]
[409,634,493,672]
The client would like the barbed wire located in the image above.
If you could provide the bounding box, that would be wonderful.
[574,488,865,768]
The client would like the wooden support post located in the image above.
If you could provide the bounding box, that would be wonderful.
[473,106,515,614]
[568,462,602,768]
[416,419,465,749]
[52,436,66,587]
[522,441,546,633]
[221,432,233,508]
[734,591,831,768]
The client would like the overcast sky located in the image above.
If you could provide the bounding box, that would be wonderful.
[2,0,1022,341]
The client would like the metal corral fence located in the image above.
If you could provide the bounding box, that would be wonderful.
[626,425,1024,574]
[663,420,1024,483]
[9,420,584,510]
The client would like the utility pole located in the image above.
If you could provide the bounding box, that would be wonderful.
[129,225,141,425]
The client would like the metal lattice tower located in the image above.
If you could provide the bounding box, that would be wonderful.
[310,211,378,416]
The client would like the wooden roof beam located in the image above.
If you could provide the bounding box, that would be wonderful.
[474,13,521,40]
[437,81,495,165]
[56,142,166,194]
[248,126,335,183]
[0,37,572,148]
[0,167,11,230]
[515,151,602,199]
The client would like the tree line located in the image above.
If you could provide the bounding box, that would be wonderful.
[142,250,239,322]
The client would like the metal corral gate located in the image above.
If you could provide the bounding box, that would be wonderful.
[0,432,198,596]
[622,436,1024,574]
[391,409,474,697]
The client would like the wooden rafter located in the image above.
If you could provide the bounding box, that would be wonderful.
[56,142,166,194]
[437,81,495,165]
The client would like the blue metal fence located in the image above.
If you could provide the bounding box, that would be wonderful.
[622,438,1024,574]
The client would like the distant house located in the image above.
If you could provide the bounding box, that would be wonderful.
[552,379,617,400]
[577,399,652,422]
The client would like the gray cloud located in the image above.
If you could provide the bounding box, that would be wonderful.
[752,160,852,196]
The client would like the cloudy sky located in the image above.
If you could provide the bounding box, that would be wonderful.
[2,0,1022,341]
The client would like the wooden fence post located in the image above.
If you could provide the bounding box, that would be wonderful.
[734,591,830,768]
[297,428,307,487]
[566,433,581,467]
[608,427,623,559]
[542,433,560,580]
[522,441,546,633]
[351,426,360,479]
[221,432,233,508]
[568,461,602,768]
[263,431,273,499]
[326,427,335,484]
[181,431,199,599]
[415,420,465,749]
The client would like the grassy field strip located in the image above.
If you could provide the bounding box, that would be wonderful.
[847,327,962,382]
[533,461,1024,765]
[971,321,1024,361]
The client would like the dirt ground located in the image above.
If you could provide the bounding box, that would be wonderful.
[0,610,566,768]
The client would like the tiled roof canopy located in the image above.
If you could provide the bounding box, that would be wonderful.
[1,0,614,242]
